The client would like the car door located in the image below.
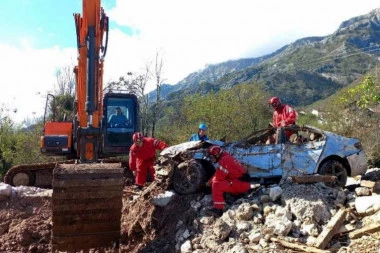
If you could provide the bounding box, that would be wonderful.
[227,143,282,178]
[281,129,325,177]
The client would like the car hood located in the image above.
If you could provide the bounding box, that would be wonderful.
[161,140,225,157]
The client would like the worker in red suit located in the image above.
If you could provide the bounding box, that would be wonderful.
[269,96,297,128]
[268,96,298,143]
[204,145,258,217]
[129,132,169,190]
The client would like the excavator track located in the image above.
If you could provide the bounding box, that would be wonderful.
[3,161,75,188]
[3,159,129,188]
[51,163,123,251]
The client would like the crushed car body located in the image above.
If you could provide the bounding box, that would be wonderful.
[160,125,367,194]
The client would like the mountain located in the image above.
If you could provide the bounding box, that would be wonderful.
[149,8,380,106]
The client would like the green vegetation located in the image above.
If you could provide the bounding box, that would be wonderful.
[0,114,47,179]
[156,84,272,143]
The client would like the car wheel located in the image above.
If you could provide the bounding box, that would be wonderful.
[173,159,206,194]
[11,171,36,186]
[318,160,348,187]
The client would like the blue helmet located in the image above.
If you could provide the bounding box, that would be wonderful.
[198,123,207,131]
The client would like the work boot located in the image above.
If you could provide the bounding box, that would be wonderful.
[204,207,223,218]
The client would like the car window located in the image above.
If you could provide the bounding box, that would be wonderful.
[287,128,325,145]
[236,128,276,147]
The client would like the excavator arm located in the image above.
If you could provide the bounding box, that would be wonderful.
[74,0,108,162]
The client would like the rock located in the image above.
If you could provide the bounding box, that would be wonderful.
[268,186,283,202]
[235,203,254,220]
[248,232,261,243]
[228,243,248,253]
[263,205,273,217]
[301,223,319,236]
[213,219,232,241]
[355,187,371,196]
[355,195,380,215]
[190,200,202,211]
[152,190,175,206]
[0,183,12,201]
[260,195,270,203]
[180,240,192,253]
[282,183,332,224]
[200,194,213,206]
[235,221,251,232]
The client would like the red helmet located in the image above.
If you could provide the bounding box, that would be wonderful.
[208,145,222,156]
[268,96,281,108]
[132,132,144,142]
[268,96,279,104]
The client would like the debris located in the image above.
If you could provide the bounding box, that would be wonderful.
[348,223,380,239]
[314,208,347,249]
[152,191,175,207]
[270,237,330,253]
[291,175,337,184]
[354,195,380,215]
[360,180,376,188]
[337,223,356,234]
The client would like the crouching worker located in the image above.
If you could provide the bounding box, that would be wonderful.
[129,132,169,190]
[204,145,259,217]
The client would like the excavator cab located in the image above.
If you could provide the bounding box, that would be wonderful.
[40,92,139,159]
[102,92,139,155]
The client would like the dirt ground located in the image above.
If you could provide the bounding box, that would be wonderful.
[1,168,380,253]
[0,171,201,253]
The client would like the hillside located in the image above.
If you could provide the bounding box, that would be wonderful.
[152,8,380,107]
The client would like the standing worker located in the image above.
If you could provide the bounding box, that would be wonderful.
[189,123,209,141]
[204,145,259,217]
[129,132,169,190]
[268,96,297,128]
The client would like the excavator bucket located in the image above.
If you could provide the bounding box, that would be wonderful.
[51,163,123,251]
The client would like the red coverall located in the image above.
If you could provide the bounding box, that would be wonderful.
[273,104,298,139]
[208,151,250,210]
[129,137,168,187]
[272,104,297,127]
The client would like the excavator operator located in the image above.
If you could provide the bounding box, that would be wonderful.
[108,107,128,128]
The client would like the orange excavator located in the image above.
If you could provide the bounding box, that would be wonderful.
[5,0,137,250]
[4,0,139,188]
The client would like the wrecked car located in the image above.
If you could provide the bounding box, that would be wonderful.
[160,125,367,194]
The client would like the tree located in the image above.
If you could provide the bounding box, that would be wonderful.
[157,84,271,143]
[55,65,75,96]
[151,51,166,137]
[46,65,76,121]
[334,75,380,166]
[343,75,380,109]
[105,66,152,135]
[0,111,46,177]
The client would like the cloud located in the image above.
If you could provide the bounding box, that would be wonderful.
[0,42,76,123]
[105,0,380,87]
[1,0,379,124]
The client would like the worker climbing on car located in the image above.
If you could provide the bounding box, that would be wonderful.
[204,145,260,217]
[129,132,169,191]
[189,123,209,141]
[268,96,297,128]
[268,96,298,143]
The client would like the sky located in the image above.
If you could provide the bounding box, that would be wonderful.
[0,0,379,124]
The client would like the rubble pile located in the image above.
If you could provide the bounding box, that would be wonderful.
[0,168,379,253]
